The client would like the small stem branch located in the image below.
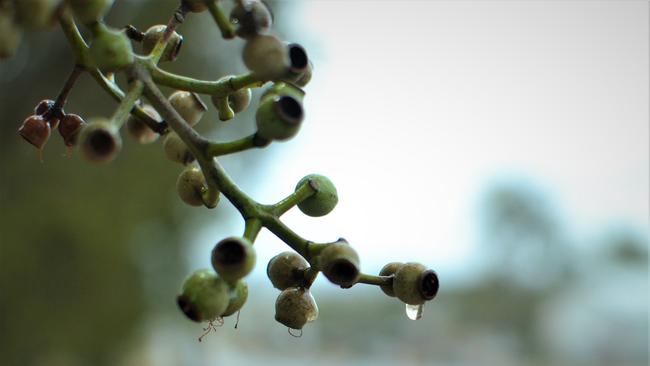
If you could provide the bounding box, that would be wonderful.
[53,64,83,115]
[355,274,392,287]
[243,218,263,242]
[261,217,328,261]
[205,133,269,157]
[302,267,320,289]
[110,79,144,129]
[269,181,316,217]
[207,1,235,39]
[147,64,265,96]
[59,12,90,65]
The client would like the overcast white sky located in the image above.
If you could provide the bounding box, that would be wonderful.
[192,1,649,285]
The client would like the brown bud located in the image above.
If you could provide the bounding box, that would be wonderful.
[58,114,86,147]
[18,115,51,149]
[34,99,62,129]
[126,105,160,144]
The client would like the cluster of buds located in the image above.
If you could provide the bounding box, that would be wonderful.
[8,0,439,336]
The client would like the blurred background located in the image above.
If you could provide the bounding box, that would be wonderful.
[0,1,648,365]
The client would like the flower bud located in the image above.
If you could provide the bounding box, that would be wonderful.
[142,24,183,62]
[255,95,303,141]
[242,34,288,80]
[18,115,51,149]
[318,241,360,287]
[267,251,309,290]
[89,25,134,72]
[296,174,338,217]
[162,132,194,165]
[211,237,256,284]
[393,262,439,305]
[177,269,230,322]
[78,117,122,164]
[68,0,115,24]
[181,0,208,13]
[14,0,57,30]
[58,114,86,147]
[126,105,160,144]
[0,9,22,59]
[275,287,318,330]
[230,0,272,39]
[221,280,248,317]
[169,91,207,126]
[176,165,210,207]
[378,262,403,297]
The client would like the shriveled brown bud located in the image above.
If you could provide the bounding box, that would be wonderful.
[34,99,62,129]
[18,115,51,149]
[58,114,86,147]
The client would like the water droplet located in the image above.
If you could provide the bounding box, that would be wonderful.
[405,303,424,320]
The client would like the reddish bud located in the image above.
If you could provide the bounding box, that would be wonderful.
[18,115,51,149]
[58,114,86,147]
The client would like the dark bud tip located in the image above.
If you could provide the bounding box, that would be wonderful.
[274,96,303,125]
[176,295,200,322]
[419,270,439,300]
[287,43,308,74]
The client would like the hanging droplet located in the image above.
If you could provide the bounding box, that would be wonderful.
[405,303,424,320]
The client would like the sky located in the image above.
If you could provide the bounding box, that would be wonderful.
[190,0,649,285]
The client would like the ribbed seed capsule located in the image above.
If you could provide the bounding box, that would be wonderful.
[295,174,338,217]
[58,114,86,147]
[142,24,183,62]
[78,118,122,164]
[378,262,404,297]
[222,281,248,317]
[177,269,230,322]
[230,0,273,39]
[211,237,256,284]
[68,0,115,24]
[162,132,194,165]
[267,251,309,290]
[275,287,318,330]
[169,91,207,126]
[318,240,360,288]
[176,165,209,207]
[255,95,303,141]
[393,262,439,305]
[126,105,160,144]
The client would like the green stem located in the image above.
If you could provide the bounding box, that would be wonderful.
[147,64,264,96]
[59,13,90,65]
[302,267,320,289]
[243,218,263,242]
[269,181,317,217]
[355,274,392,287]
[207,0,235,39]
[205,134,269,157]
[215,96,234,121]
[110,80,144,129]
[261,217,327,261]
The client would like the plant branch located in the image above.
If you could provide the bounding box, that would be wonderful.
[206,0,235,39]
[269,181,316,217]
[355,274,392,287]
[146,64,265,96]
[205,133,269,157]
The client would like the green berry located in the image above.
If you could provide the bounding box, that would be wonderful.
[169,91,207,126]
[181,0,208,13]
[176,269,230,322]
[79,117,122,164]
[162,132,194,165]
[18,115,51,150]
[267,251,309,290]
[318,240,359,287]
[89,25,134,72]
[222,280,248,317]
[274,287,318,330]
[393,262,439,305]
[142,24,183,62]
[0,8,22,59]
[378,262,403,297]
[211,236,256,284]
[255,95,303,141]
[242,34,288,80]
[176,165,210,207]
[230,0,272,39]
[296,174,338,217]
[58,114,86,147]
[67,0,114,24]
[14,0,57,30]
[126,105,160,144]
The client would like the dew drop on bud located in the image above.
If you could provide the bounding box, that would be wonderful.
[405,303,424,320]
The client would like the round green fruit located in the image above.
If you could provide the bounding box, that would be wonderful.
[296,174,338,217]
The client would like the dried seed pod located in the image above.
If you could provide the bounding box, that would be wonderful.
[78,117,122,164]
[318,240,360,287]
[296,174,338,217]
[68,0,115,24]
[18,115,51,149]
[126,105,160,144]
[274,287,318,330]
[162,132,194,165]
[393,262,439,305]
[89,25,134,72]
[378,262,404,297]
[142,24,183,62]
[255,95,303,141]
[211,236,256,284]
[230,0,272,39]
[169,91,207,126]
[176,165,210,207]
[221,280,248,317]
[58,114,86,147]
[176,269,230,322]
[267,251,309,290]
